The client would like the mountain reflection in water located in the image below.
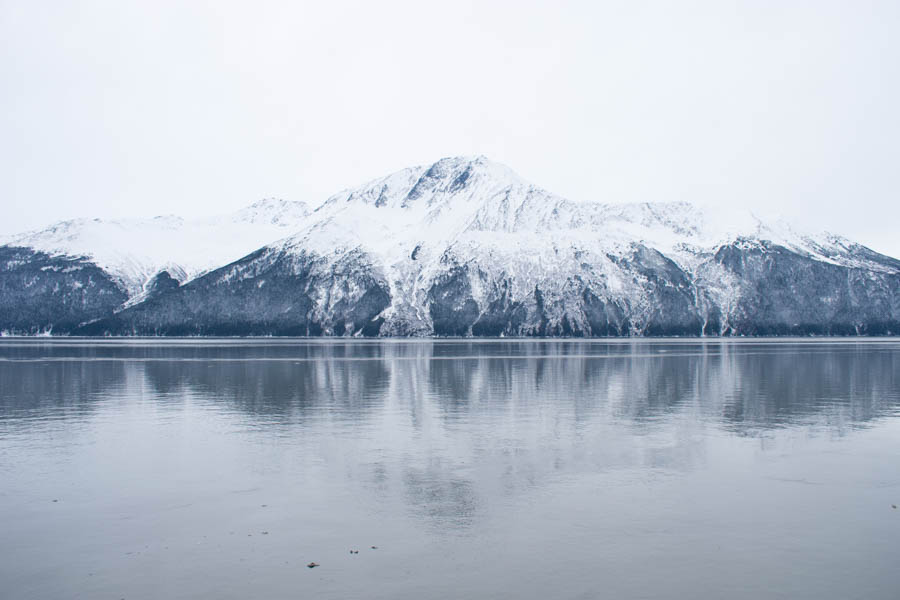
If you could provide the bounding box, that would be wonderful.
[1,339,899,600]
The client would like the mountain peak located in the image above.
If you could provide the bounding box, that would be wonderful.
[325,155,530,212]
[415,155,525,189]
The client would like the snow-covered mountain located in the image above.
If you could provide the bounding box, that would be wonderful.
[3,156,899,336]
[3,198,310,297]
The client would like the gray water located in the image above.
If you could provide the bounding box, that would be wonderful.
[1,339,899,600]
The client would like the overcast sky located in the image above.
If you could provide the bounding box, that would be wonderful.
[2,1,899,256]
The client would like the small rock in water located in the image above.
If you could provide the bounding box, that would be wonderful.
[261,531,269,535]
[893,504,897,509]
[52,499,58,503]
[307,562,319,569]
[370,546,378,550]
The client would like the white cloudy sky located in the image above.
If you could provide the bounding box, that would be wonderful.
[2,1,899,256]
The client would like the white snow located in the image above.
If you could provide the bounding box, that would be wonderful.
[274,155,895,278]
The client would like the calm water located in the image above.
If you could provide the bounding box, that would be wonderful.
[1,339,899,599]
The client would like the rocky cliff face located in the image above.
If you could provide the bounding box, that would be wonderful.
[3,157,899,336]
[700,240,900,335]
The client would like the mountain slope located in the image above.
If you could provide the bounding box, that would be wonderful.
[0,246,127,334]
[69,156,900,337]
[3,198,311,298]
